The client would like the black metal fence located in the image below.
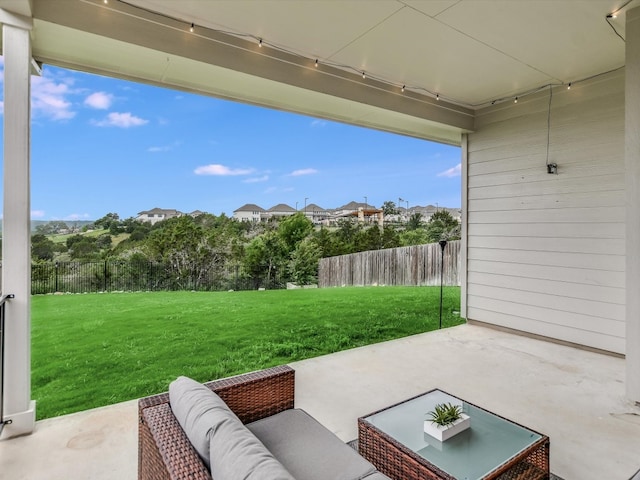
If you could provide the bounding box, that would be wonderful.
[25,261,284,294]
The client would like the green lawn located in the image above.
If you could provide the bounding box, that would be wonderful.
[32,286,462,419]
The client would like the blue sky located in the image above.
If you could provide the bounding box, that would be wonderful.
[1,60,461,221]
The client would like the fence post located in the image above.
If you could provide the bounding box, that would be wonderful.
[103,261,107,292]
[54,262,58,292]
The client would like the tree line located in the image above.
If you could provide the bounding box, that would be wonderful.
[29,208,460,289]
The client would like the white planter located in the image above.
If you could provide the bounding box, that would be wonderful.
[424,413,470,441]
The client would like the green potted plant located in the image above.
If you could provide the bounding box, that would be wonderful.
[424,402,470,441]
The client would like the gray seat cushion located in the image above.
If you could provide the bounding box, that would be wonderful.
[170,376,295,479]
[248,409,378,480]
[169,376,238,468]
[209,412,295,480]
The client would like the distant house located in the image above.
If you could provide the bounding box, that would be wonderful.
[136,208,183,225]
[332,201,368,217]
[188,210,205,218]
[233,204,267,222]
[267,203,296,218]
[411,205,462,223]
[303,203,329,223]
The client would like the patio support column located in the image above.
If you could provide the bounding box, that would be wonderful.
[460,134,468,319]
[626,6,640,404]
[0,10,36,438]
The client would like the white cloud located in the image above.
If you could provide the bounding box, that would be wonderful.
[437,163,462,178]
[84,91,113,110]
[31,75,76,120]
[244,175,269,183]
[65,213,91,220]
[92,112,148,128]
[311,119,327,127]
[264,187,278,194]
[148,141,180,153]
[194,164,255,176]
[31,210,45,219]
[288,168,318,177]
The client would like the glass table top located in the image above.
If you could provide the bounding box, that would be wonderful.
[363,390,542,480]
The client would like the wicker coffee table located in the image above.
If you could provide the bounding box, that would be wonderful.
[358,389,549,480]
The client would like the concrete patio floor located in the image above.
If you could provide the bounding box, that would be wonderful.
[1,323,639,480]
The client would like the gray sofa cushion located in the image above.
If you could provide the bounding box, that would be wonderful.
[209,413,295,480]
[169,376,239,468]
[248,408,378,480]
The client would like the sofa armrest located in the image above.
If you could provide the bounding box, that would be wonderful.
[138,365,295,480]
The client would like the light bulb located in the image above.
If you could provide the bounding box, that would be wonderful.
[362,71,366,79]
[436,94,440,101]
[514,97,518,104]
[190,23,194,33]
[258,39,263,47]
[401,85,405,92]
[567,83,571,90]
[315,59,318,68]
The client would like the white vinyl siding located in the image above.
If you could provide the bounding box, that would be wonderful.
[466,69,625,354]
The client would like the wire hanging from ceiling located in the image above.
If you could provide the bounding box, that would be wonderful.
[605,0,637,42]
[102,0,629,110]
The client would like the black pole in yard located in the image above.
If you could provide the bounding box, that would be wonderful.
[438,240,447,329]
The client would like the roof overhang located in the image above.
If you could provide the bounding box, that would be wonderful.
[0,0,635,146]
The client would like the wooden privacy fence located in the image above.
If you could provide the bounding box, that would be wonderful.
[318,240,460,288]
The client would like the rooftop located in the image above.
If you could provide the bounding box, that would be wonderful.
[2,323,639,480]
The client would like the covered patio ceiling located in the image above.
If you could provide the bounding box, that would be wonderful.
[1,0,634,145]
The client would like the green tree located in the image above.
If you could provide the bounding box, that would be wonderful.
[311,227,341,257]
[380,226,401,249]
[382,200,399,216]
[35,223,55,235]
[425,210,461,242]
[243,231,287,288]
[146,216,230,290]
[277,213,313,251]
[96,234,112,250]
[66,234,90,250]
[129,226,150,242]
[334,218,362,254]
[69,238,100,260]
[289,237,321,285]
[399,228,429,246]
[31,234,55,261]
[94,212,120,231]
[406,212,423,230]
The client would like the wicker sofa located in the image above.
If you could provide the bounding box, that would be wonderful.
[138,365,391,480]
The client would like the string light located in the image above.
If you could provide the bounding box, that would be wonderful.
[109,0,627,110]
[401,85,405,92]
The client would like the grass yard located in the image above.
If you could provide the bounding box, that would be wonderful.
[31,286,462,419]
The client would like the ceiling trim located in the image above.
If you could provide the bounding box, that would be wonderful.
[32,0,473,140]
